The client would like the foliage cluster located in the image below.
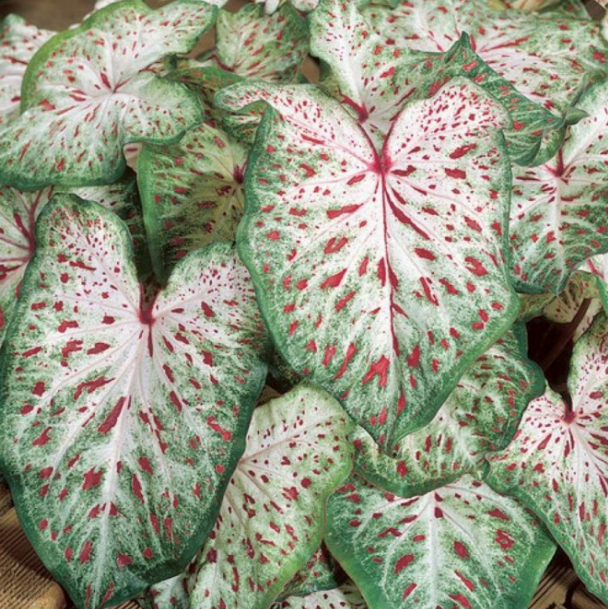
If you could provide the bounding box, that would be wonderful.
[1,0,608,608]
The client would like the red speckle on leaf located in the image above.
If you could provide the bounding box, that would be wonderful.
[79,540,93,564]
[207,416,232,441]
[362,356,390,388]
[394,553,415,574]
[454,541,469,559]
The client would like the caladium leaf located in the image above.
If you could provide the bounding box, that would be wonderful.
[354,326,544,496]
[0,184,55,345]
[0,196,268,609]
[326,473,556,609]
[363,0,607,163]
[279,545,339,600]
[188,383,355,609]
[271,582,368,609]
[138,121,247,283]
[254,0,320,13]
[60,176,151,280]
[309,0,447,149]
[0,15,53,126]
[209,4,308,84]
[502,0,560,8]
[220,79,517,447]
[509,80,608,294]
[486,314,608,603]
[0,0,216,190]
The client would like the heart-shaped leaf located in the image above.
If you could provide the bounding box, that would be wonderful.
[210,3,308,84]
[326,473,556,609]
[188,383,355,609]
[509,80,608,294]
[219,79,517,447]
[138,121,248,283]
[271,582,368,609]
[486,312,608,605]
[0,15,53,126]
[0,195,268,609]
[0,184,55,344]
[0,0,216,190]
[354,326,544,496]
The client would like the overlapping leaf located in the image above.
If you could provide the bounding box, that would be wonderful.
[0,1,216,190]
[209,4,308,84]
[188,383,354,609]
[0,15,52,126]
[354,326,544,495]
[254,0,320,13]
[486,312,608,604]
[326,473,556,609]
[510,80,608,294]
[138,122,248,283]
[0,184,54,345]
[363,0,607,163]
[363,0,606,115]
[271,582,368,609]
[279,545,339,600]
[220,79,517,447]
[0,196,268,608]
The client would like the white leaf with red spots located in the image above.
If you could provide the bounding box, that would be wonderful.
[0,1,216,190]
[326,474,556,609]
[363,0,607,118]
[210,4,308,84]
[138,122,248,283]
[509,80,608,294]
[0,15,53,126]
[309,0,452,149]
[0,184,54,344]
[0,196,268,609]
[188,383,354,609]
[354,327,544,496]
[486,312,608,604]
[220,79,517,447]
[271,582,368,609]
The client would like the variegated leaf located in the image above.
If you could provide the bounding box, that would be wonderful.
[60,176,150,280]
[502,0,560,8]
[188,383,355,609]
[326,473,556,609]
[271,582,368,609]
[510,80,608,294]
[363,0,606,115]
[210,4,308,84]
[354,326,544,495]
[363,0,607,163]
[138,122,247,283]
[254,0,320,13]
[221,79,517,447]
[310,0,449,149]
[0,185,54,344]
[0,15,53,126]
[486,312,608,604]
[279,545,339,600]
[0,196,268,608]
[0,1,216,190]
